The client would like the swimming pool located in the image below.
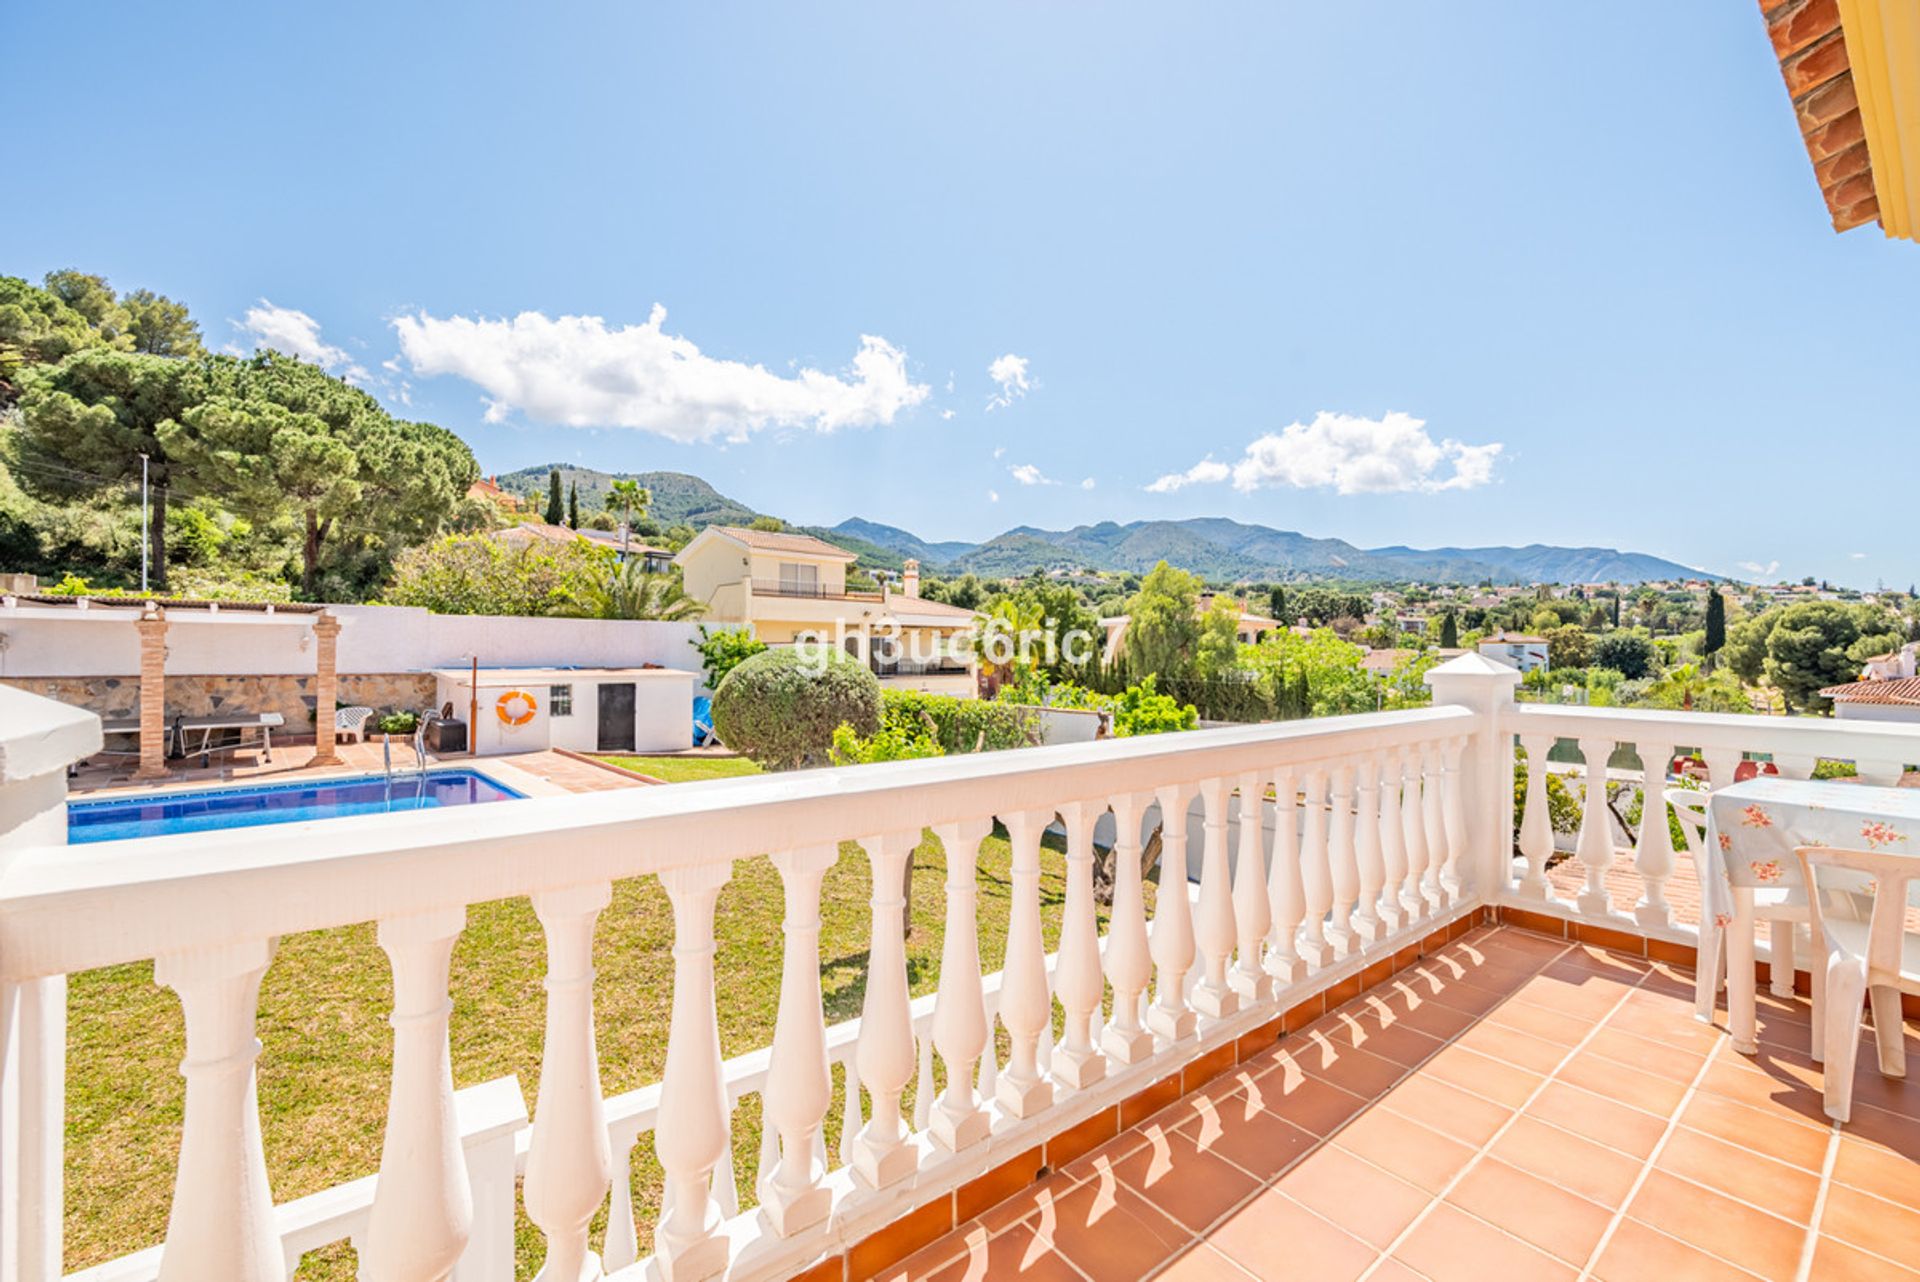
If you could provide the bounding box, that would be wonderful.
[67,770,524,844]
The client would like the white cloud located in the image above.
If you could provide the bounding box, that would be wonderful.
[1738,559,1781,579]
[393,304,928,443]
[1849,551,1867,560]
[234,301,369,384]
[1145,458,1231,493]
[987,489,1000,503]
[939,408,956,421]
[1009,463,1058,486]
[986,353,1031,411]
[1080,477,1096,490]
[992,445,1006,459]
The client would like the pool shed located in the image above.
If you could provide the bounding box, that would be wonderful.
[431,667,695,756]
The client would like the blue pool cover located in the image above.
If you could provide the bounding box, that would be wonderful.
[67,770,524,844]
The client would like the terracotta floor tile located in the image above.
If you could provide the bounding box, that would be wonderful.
[1293,1038,1411,1100]
[1451,1020,1571,1076]
[1485,998,1594,1047]
[1626,1168,1810,1282]
[1511,972,1631,1021]
[1042,1162,1191,1282]
[1843,1056,1920,1121]
[1413,972,1511,1018]
[1487,1114,1645,1208]
[1419,1043,1544,1109]
[1174,1091,1318,1182]
[1331,1106,1478,1195]
[1842,1102,1920,1161]
[1524,1081,1670,1159]
[1806,1235,1920,1282]
[1148,1243,1256,1281]
[1390,1202,1577,1282]
[1056,1124,1152,1185]
[1242,1056,1371,1136]
[917,1222,1083,1282]
[1273,1144,1433,1248]
[1444,1157,1613,1265]
[1379,1073,1513,1147]
[1591,1218,1760,1282]
[1817,1184,1920,1266]
[1107,1123,1260,1235]
[1314,1008,1450,1069]
[1607,998,1725,1052]
[1206,1190,1378,1282]
[973,1169,1080,1237]
[1583,1024,1712,1085]
[1833,1134,1920,1204]
[1677,1090,1834,1173]
[1696,1055,1830,1127]
[1655,1125,1822,1224]
[1368,988,1481,1041]
[1556,1049,1692,1116]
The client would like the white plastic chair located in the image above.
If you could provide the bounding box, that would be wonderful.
[335,705,375,744]
[1794,844,1920,1123]
[1669,788,1814,1036]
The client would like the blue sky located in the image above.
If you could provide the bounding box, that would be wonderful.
[4,3,1916,586]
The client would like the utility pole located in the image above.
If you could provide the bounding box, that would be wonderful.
[139,452,151,593]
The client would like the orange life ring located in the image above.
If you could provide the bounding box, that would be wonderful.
[496,689,538,726]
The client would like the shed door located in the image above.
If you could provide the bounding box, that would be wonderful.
[597,683,636,751]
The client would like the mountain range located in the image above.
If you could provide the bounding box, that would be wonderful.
[493,465,1711,585]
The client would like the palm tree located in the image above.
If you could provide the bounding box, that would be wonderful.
[969,597,1043,695]
[559,559,705,621]
[604,479,652,558]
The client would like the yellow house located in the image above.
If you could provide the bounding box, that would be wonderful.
[675,527,979,695]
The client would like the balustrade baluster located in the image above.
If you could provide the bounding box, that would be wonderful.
[1423,743,1449,908]
[653,865,732,1281]
[603,1148,638,1272]
[1147,784,1198,1040]
[929,819,992,1150]
[1574,736,1618,917]
[851,832,920,1188]
[713,1110,741,1219]
[913,1033,935,1131]
[754,1114,778,1208]
[1702,746,1742,791]
[1265,769,1305,984]
[1631,737,1676,930]
[364,907,471,1282]
[1400,754,1431,920]
[996,811,1054,1117]
[154,939,282,1282]
[838,1061,863,1168]
[1231,772,1276,1001]
[1103,793,1156,1062]
[524,882,613,1282]
[1377,752,1407,933]
[1516,733,1556,899]
[1351,759,1385,946]
[1192,779,1240,1018]
[1298,770,1333,967]
[1326,764,1359,957]
[1773,753,1817,780]
[1440,737,1468,905]
[761,845,837,1235]
[1053,803,1108,1088]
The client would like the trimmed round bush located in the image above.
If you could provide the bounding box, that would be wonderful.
[710,646,882,770]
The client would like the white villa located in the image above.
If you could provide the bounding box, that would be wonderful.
[1476,631,1550,673]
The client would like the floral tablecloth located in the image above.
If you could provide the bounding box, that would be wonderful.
[1704,777,1920,927]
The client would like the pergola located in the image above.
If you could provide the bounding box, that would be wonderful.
[0,594,342,780]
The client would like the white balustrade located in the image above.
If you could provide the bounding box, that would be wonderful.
[1147,783,1198,1041]
[995,811,1054,1118]
[761,845,838,1234]
[1422,743,1449,908]
[1376,752,1408,932]
[1439,737,1468,905]
[364,908,471,1282]
[1190,779,1240,1019]
[1573,735,1618,917]
[653,864,733,1280]
[851,832,920,1189]
[1102,794,1156,1063]
[1351,758,1385,945]
[1231,772,1275,1001]
[1265,770,1305,984]
[1629,737,1676,930]
[1298,770,1334,967]
[1326,764,1359,957]
[1052,803,1109,1089]
[1515,733,1556,900]
[1401,751,1432,920]
[928,820,992,1150]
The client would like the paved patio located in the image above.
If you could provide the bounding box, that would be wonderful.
[876,925,1920,1282]
[67,741,651,796]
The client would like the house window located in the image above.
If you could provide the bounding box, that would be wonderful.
[549,684,573,716]
[778,562,819,595]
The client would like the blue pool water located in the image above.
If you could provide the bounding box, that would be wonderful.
[67,771,524,844]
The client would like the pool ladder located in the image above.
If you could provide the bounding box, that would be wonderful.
[380,711,432,791]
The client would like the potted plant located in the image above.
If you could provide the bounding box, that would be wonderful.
[370,710,420,745]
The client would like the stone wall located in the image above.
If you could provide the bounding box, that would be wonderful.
[0,673,438,737]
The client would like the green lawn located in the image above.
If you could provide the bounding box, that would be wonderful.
[595,753,764,783]
[66,812,1143,1279]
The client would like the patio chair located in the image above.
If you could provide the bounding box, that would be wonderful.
[336,705,376,744]
[1793,844,1920,1123]
[1669,788,1813,1028]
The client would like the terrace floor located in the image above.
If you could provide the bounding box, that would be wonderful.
[66,740,653,795]
[877,925,1920,1282]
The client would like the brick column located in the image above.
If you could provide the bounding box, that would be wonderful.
[133,604,169,780]
[309,610,342,767]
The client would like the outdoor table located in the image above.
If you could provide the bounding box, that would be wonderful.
[170,712,286,766]
[1706,776,1920,1055]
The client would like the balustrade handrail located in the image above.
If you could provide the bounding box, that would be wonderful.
[1501,702,1920,768]
[0,705,1474,983]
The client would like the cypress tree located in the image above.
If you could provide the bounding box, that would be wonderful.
[1703,588,1726,669]
[1269,585,1290,626]
[568,480,580,529]
[1611,595,1621,628]
[545,469,564,525]
[1438,611,1459,649]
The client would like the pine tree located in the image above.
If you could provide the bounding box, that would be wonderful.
[568,480,579,529]
[545,469,563,525]
[1703,588,1726,669]
[1439,611,1459,649]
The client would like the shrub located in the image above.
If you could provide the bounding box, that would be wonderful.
[376,711,419,735]
[1111,675,1199,736]
[829,720,944,766]
[692,625,767,690]
[880,688,1032,754]
[710,647,882,770]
